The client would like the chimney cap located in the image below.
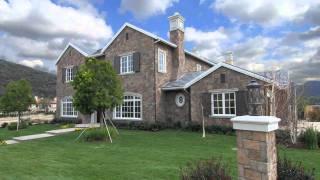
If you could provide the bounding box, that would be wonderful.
[168,12,185,32]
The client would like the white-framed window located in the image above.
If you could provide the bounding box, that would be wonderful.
[196,64,202,71]
[120,54,134,74]
[211,92,236,117]
[158,49,166,73]
[61,96,78,117]
[113,94,142,120]
[65,67,74,83]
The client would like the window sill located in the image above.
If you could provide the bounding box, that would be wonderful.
[120,72,135,75]
[158,71,167,74]
[113,118,142,121]
[61,115,78,118]
[210,115,236,119]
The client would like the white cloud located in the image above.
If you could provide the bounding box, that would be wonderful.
[212,0,319,26]
[185,26,242,58]
[0,0,113,70]
[20,59,44,68]
[120,0,179,19]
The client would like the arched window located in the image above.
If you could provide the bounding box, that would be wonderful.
[61,96,78,117]
[113,93,142,120]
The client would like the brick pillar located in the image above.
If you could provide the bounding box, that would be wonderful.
[231,116,280,180]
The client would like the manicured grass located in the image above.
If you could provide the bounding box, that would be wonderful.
[0,125,319,179]
[0,124,60,139]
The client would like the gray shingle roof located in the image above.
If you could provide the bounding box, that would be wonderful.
[162,71,205,90]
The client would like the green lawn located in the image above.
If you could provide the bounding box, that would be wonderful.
[0,125,319,180]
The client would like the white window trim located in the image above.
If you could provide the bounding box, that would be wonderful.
[211,91,236,117]
[158,48,167,73]
[65,66,74,83]
[120,54,134,75]
[196,64,202,71]
[61,96,78,118]
[113,93,142,120]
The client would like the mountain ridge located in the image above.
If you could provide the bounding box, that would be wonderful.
[0,59,56,98]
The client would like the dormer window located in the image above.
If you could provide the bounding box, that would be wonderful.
[158,49,167,73]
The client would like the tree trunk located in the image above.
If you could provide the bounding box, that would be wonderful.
[17,111,21,131]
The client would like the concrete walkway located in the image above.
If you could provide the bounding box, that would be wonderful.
[2,128,78,145]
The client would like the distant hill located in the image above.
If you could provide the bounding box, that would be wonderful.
[0,59,56,98]
[300,81,320,97]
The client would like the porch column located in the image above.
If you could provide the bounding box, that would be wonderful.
[231,116,280,180]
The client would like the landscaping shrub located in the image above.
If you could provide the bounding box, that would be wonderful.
[277,155,315,180]
[83,127,118,142]
[7,122,28,130]
[51,118,82,124]
[276,129,292,146]
[180,157,232,180]
[301,128,319,150]
[206,125,235,136]
[1,122,8,128]
[112,121,167,132]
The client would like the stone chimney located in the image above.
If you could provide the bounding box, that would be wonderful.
[169,12,185,79]
[224,51,234,65]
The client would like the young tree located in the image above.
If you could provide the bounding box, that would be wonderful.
[0,80,34,131]
[72,58,123,142]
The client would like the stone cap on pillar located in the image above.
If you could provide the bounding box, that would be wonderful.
[231,115,281,132]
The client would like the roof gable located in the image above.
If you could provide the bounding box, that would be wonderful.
[55,43,88,65]
[162,62,272,90]
[90,23,177,57]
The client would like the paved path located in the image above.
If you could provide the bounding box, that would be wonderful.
[2,128,78,145]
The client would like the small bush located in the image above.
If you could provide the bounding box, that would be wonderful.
[83,127,118,142]
[7,122,28,131]
[277,155,315,180]
[276,129,292,146]
[180,157,232,180]
[1,122,8,128]
[51,118,82,124]
[302,128,319,150]
[206,125,235,136]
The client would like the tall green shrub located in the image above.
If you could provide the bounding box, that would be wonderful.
[303,128,318,150]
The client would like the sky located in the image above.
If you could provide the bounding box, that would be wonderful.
[0,0,319,83]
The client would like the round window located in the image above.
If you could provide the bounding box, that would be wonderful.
[175,93,185,107]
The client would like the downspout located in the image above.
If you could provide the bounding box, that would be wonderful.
[183,88,192,124]
[153,39,160,123]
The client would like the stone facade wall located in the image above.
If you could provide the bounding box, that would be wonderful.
[236,130,277,180]
[184,54,211,72]
[56,47,88,122]
[164,90,190,125]
[103,26,157,123]
[190,67,267,126]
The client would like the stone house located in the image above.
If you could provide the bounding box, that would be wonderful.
[55,13,272,126]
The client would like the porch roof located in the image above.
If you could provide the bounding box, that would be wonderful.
[162,71,205,91]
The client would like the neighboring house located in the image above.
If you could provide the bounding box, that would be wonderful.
[29,96,57,113]
[305,105,320,121]
[56,12,272,126]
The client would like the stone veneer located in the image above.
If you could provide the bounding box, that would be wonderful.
[232,116,280,180]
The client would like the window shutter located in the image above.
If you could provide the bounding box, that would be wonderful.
[201,93,212,117]
[236,90,248,116]
[113,56,120,74]
[62,68,66,83]
[73,66,79,79]
[133,52,140,72]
